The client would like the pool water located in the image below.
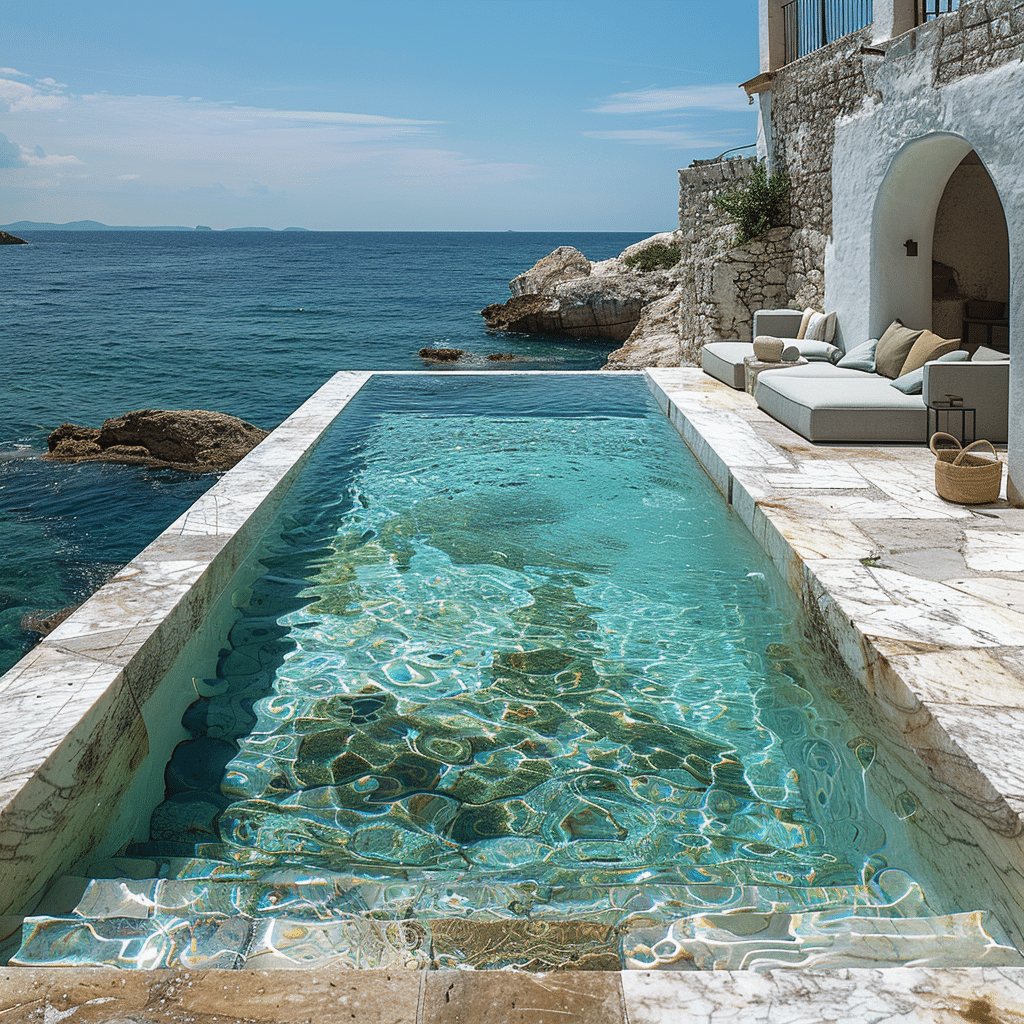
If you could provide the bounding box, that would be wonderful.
[18,373,1021,971]
[152,375,903,887]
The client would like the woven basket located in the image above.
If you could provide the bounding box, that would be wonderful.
[929,432,1003,504]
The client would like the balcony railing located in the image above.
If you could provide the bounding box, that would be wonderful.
[915,0,959,25]
[782,0,874,63]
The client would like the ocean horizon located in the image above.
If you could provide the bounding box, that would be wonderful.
[0,229,652,675]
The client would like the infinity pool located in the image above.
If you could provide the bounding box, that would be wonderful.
[18,372,1015,971]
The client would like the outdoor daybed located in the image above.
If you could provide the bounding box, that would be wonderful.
[702,309,1010,444]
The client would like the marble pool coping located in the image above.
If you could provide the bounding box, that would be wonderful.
[2,368,1024,1016]
[646,368,1024,825]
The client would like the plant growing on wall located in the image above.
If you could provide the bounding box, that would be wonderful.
[712,163,789,245]
[622,243,682,273]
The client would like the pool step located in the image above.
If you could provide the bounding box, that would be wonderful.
[621,909,1024,970]
[12,906,1024,971]
[48,867,935,926]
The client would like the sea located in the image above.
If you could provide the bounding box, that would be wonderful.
[0,230,650,676]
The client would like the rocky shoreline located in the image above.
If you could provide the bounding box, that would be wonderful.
[481,233,689,369]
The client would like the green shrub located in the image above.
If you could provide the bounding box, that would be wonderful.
[622,242,681,273]
[712,163,790,245]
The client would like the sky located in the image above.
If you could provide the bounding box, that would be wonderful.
[1,1,759,231]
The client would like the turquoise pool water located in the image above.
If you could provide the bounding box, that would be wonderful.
[22,372,1000,971]
[147,375,905,890]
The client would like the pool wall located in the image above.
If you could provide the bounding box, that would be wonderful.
[0,371,370,928]
[1,367,1024,958]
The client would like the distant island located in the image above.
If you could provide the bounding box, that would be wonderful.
[0,220,311,233]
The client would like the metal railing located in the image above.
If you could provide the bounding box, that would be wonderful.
[782,0,874,62]
[915,0,959,25]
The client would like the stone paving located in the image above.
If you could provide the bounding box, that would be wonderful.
[3,965,1024,1022]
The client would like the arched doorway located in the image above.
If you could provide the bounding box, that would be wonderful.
[932,151,1010,353]
[870,133,1009,347]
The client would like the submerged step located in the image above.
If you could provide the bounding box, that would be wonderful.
[60,867,931,926]
[13,907,1024,971]
[621,910,1024,971]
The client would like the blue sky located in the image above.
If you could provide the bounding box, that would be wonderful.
[1,1,758,230]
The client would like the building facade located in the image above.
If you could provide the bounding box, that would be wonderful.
[751,0,1023,502]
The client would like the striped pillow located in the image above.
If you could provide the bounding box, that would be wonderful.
[803,310,837,343]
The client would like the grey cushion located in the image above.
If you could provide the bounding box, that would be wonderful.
[752,362,874,380]
[753,309,805,339]
[755,374,926,442]
[837,339,878,372]
[701,342,754,389]
[798,340,842,363]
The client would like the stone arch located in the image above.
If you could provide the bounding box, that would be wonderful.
[868,131,1022,502]
[871,133,1010,347]
[870,133,976,336]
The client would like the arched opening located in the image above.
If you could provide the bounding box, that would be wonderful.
[932,151,1010,353]
[870,134,1010,348]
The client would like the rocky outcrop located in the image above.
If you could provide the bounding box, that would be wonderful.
[0,231,27,244]
[419,348,464,362]
[481,238,684,343]
[45,409,269,471]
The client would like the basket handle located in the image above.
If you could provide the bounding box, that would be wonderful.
[929,432,961,457]
[952,438,998,466]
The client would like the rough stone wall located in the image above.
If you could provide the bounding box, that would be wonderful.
[911,0,1024,86]
[674,158,802,362]
[677,156,758,259]
[683,227,798,364]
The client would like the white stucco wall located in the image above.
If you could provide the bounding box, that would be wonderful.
[827,57,1024,502]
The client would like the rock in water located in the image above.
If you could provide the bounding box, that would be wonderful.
[0,231,28,244]
[480,236,684,345]
[419,348,464,362]
[46,409,269,471]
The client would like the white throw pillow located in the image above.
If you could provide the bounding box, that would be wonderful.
[971,345,1010,361]
[803,310,837,343]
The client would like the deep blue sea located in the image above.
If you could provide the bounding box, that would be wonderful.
[0,230,649,675]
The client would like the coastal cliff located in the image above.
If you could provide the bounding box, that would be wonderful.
[481,233,688,367]
[482,155,826,369]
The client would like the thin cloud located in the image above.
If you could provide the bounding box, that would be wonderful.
[23,150,82,167]
[589,85,749,115]
[0,132,24,168]
[0,67,29,77]
[0,76,69,113]
[389,148,538,183]
[0,130,80,168]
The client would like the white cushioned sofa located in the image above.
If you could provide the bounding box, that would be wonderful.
[701,309,1010,444]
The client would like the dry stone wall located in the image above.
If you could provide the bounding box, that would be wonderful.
[673,159,805,363]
